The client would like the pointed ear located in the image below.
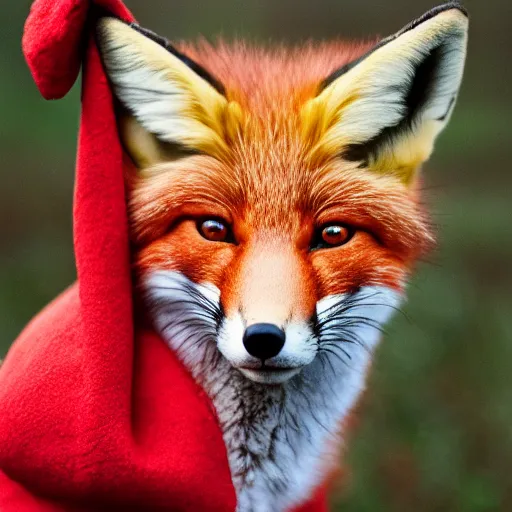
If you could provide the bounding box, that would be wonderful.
[96,18,243,167]
[302,3,469,184]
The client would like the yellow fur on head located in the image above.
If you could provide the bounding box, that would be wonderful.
[98,8,467,184]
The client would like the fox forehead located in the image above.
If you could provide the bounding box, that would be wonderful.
[170,40,382,178]
[174,40,376,116]
[129,152,432,263]
[127,42,426,232]
[111,6,468,268]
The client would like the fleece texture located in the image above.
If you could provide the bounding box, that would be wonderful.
[0,1,329,511]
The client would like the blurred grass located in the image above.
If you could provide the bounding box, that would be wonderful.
[1,0,511,510]
[337,192,512,511]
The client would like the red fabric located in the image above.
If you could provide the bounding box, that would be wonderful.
[0,1,329,511]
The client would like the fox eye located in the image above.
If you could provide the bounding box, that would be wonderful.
[311,224,354,250]
[197,219,232,243]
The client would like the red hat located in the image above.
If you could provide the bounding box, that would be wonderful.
[0,1,327,511]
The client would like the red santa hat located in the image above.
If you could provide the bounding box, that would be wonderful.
[0,1,328,510]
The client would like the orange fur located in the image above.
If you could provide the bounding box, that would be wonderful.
[88,6,470,505]
[125,40,434,321]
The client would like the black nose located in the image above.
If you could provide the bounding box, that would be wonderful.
[243,323,286,361]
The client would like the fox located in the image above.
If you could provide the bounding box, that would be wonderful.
[95,3,468,511]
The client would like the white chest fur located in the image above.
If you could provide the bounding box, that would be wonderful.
[145,271,401,512]
[200,354,369,512]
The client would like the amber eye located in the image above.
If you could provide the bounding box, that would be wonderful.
[311,224,354,250]
[197,219,232,243]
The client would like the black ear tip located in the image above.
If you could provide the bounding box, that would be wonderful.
[448,2,469,17]
[397,3,469,39]
[455,3,468,17]
[433,2,469,19]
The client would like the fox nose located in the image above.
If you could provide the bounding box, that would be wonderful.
[243,323,286,361]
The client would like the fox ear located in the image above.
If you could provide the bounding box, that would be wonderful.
[303,3,469,184]
[96,18,243,167]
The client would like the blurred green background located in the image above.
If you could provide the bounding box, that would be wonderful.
[1,0,510,510]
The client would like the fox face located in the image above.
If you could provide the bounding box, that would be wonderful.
[97,5,467,509]
[97,5,467,385]
[98,7,467,383]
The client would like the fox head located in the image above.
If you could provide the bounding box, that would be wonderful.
[96,4,468,385]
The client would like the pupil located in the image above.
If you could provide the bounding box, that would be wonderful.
[311,224,352,251]
[202,220,226,240]
[208,222,222,232]
[321,225,349,246]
